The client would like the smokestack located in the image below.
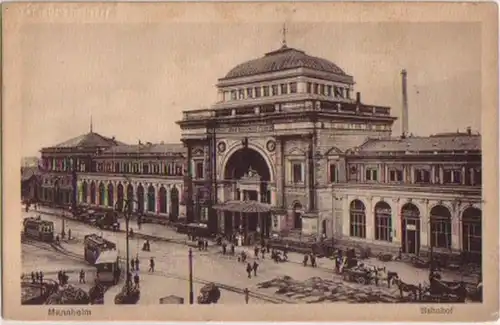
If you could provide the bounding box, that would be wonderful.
[401,69,409,137]
[356,92,361,104]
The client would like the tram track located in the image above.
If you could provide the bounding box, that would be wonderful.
[22,236,293,304]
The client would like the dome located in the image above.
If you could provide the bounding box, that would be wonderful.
[223,46,348,80]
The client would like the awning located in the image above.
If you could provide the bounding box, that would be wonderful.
[213,200,273,213]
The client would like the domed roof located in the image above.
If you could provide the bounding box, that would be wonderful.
[223,46,348,80]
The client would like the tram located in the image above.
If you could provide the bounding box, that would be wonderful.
[83,234,117,265]
[95,249,121,285]
[23,217,54,242]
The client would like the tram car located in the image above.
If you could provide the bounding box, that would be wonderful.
[84,234,117,265]
[95,211,120,231]
[94,249,121,285]
[23,217,54,242]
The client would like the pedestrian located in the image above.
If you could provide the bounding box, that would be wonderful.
[246,262,252,279]
[283,244,289,260]
[68,228,72,240]
[252,261,259,276]
[31,271,35,284]
[230,243,235,255]
[148,257,155,272]
[127,271,133,287]
[222,242,227,255]
[261,248,265,259]
[131,259,135,270]
[79,269,86,284]
[55,234,60,244]
[134,273,140,288]
[241,251,247,263]
[266,242,271,253]
[35,271,40,283]
[39,271,44,284]
[198,239,202,251]
[254,245,259,258]
[244,288,249,304]
[303,254,309,267]
[204,239,208,251]
[374,269,379,286]
[135,256,140,271]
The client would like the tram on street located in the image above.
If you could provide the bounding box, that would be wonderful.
[23,217,54,242]
[84,234,117,265]
[94,249,121,285]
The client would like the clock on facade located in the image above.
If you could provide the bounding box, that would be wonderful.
[217,141,226,153]
[266,140,276,152]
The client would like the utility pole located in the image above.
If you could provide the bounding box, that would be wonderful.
[188,248,194,304]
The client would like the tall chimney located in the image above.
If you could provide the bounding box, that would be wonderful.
[401,69,409,137]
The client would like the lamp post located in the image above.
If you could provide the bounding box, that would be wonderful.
[188,248,194,304]
[116,197,137,295]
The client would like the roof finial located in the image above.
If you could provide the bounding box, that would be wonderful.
[90,115,93,133]
[281,23,288,47]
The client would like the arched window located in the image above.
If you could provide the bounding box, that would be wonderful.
[107,183,114,208]
[98,182,105,206]
[170,186,179,220]
[430,205,452,249]
[401,203,421,254]
[82,181,88,203]
[137,184,144,213]
[374,201,392,242]
[90,181,96,204]
[126,184,134,213]
[159,186,167,214]
[117,183,124,211]
[349,200,366,238]
[147,185,155,212]
[462,207,482,263]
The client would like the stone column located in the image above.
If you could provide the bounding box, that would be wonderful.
[439,166,444,184]
[431,165,436,184]
[392,199,401,244]
[156,184,161,214]
[166,186,171,215]
[451,208,461,250]
[420,202,429,249]
[461,166,466,185]
[113,181,118,208]
[365,198,374,240]
[257,191,261,203]
[103,182,108,207]
[342,197,350,236]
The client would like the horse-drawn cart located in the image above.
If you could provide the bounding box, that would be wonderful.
[342,268,375,285]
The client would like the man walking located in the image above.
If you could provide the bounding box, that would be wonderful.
[148,257,155,272]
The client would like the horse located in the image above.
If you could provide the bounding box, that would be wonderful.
[393,276,420,300]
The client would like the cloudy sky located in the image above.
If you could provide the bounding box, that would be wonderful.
[20,21,481,157]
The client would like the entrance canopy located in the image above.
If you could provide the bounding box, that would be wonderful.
[213,200,272,213]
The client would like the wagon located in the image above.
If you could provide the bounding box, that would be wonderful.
[342,268,375,285]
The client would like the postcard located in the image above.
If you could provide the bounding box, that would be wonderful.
[2,1,498,322]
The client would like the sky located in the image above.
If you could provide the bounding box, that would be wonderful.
[20,22,481,157]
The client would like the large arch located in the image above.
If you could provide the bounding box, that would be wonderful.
[82,181,88,203]
[107,183,114,208]
[349,199,366,238]
[429,205,452,249]
[462,207,482,263]
[90,181,96,204]
[98,182,105,206]
[223,147,272,181]
[117,183,124,211]
[147,185,155,212]
[374,201,392,242]
[170,186,179,220]
[137,184,144,213]
[221,143,275,182]
[159,186,167,214]
[401,203,420,254]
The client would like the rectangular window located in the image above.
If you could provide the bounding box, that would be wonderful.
[292,162,303,183]
[307,82,312,93]
[290,82,297,94]
[320,84,325,95]
[389,169,403,182]
[444,169,461,184]
[238,89,245,99]
[314,83,320,94]
[327,85,333,96]
[254,87,261,98]
[246,88,253,98]
[195,161,204,179]
[231,90,237,100]
[414,169,431,183]
[263,86,270,97]
[272,85,279,96]
[452,170,462,184]
[329,164,337,183]
[365,168,378,181]
[280,84,287,95]
[334,86,344,98]
[473,169,482,186]
[143,164,149,174]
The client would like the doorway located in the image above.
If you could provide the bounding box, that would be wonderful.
[401,203,421,255]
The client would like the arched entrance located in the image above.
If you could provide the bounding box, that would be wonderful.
[90,181,96,204]
[462,207,482,263]
[117,183,124,211]
[374,201,392,242]
[401,203,421,254]
[107,183,114,208]
[82,181,88,203]
[349,200,366,238]
[429,205,452,249]
[159,186,167,214]
[170,187,179,220]
[137,184,144,213]
[147,185,155,213]
[98,182,105,206]
[293,202,303,230]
